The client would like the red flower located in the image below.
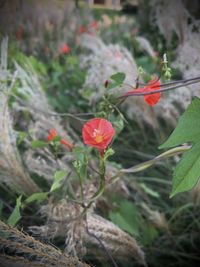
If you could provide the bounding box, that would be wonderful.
[47,129,57,141]
[47,128,73,149]
[123,78,161,106]
[89,21,98,29]
[60,44,70,54]
[77,25,87,34]
[82,118,115,155]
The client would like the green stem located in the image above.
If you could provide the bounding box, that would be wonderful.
[78,173,84,201]
[88,156,106,202]
[109,145,191,183]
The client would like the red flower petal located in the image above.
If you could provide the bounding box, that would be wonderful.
[77,25,87,34]
[60,44,70,54]
[123,78,161,106]
[144,79,161,106]
[47,128,57,141]
[61,139,73,149]
[82,118,115,153]
[90,21,98,29]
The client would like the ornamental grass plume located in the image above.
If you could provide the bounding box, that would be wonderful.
[0,38,40,195]
[82,118,115,155]
[14,61,73,182]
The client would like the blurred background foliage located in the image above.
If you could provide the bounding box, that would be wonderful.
[1,0,200,267]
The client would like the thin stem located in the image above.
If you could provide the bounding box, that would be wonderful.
[78,173,84,202]
[123,76,200,90]
[89,156,106,202]
[136,75,161,86]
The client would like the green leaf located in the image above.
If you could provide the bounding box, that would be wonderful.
[141,222,158,245]
[50,170,68,192]
[25,192,48,204]
[110,114,124,135]
[72,146,88,162]
[50,136,61,142]
[160,97,200,149]
[17,131,28,145]
[109,212,137,235]
[110,72,126,84]
[31,140,48,149]
[107,72,126,89]
[170,142,200,197]
[140,183,160,198]
[109,200,140,236]
[7,196,22,227]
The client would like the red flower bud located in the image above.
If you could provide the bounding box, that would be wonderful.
[47,128,73,150]
[77,25,87,34]
[104,80,109,88]
[90,21,98,29]
[60,44,70,54]
[47,128,57,141]
[60,138,73,149]
[82,118,115,155]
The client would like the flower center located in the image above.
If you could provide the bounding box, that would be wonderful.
[95,135,103,143]
[93,129,103,143]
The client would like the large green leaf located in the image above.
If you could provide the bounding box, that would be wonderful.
[109,212,137,235]
[109,200,140,236]
[170,142,200,197]
[160,97,200,149]
[158,97,200,197]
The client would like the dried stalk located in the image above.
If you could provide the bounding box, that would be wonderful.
[0,220,91,267]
